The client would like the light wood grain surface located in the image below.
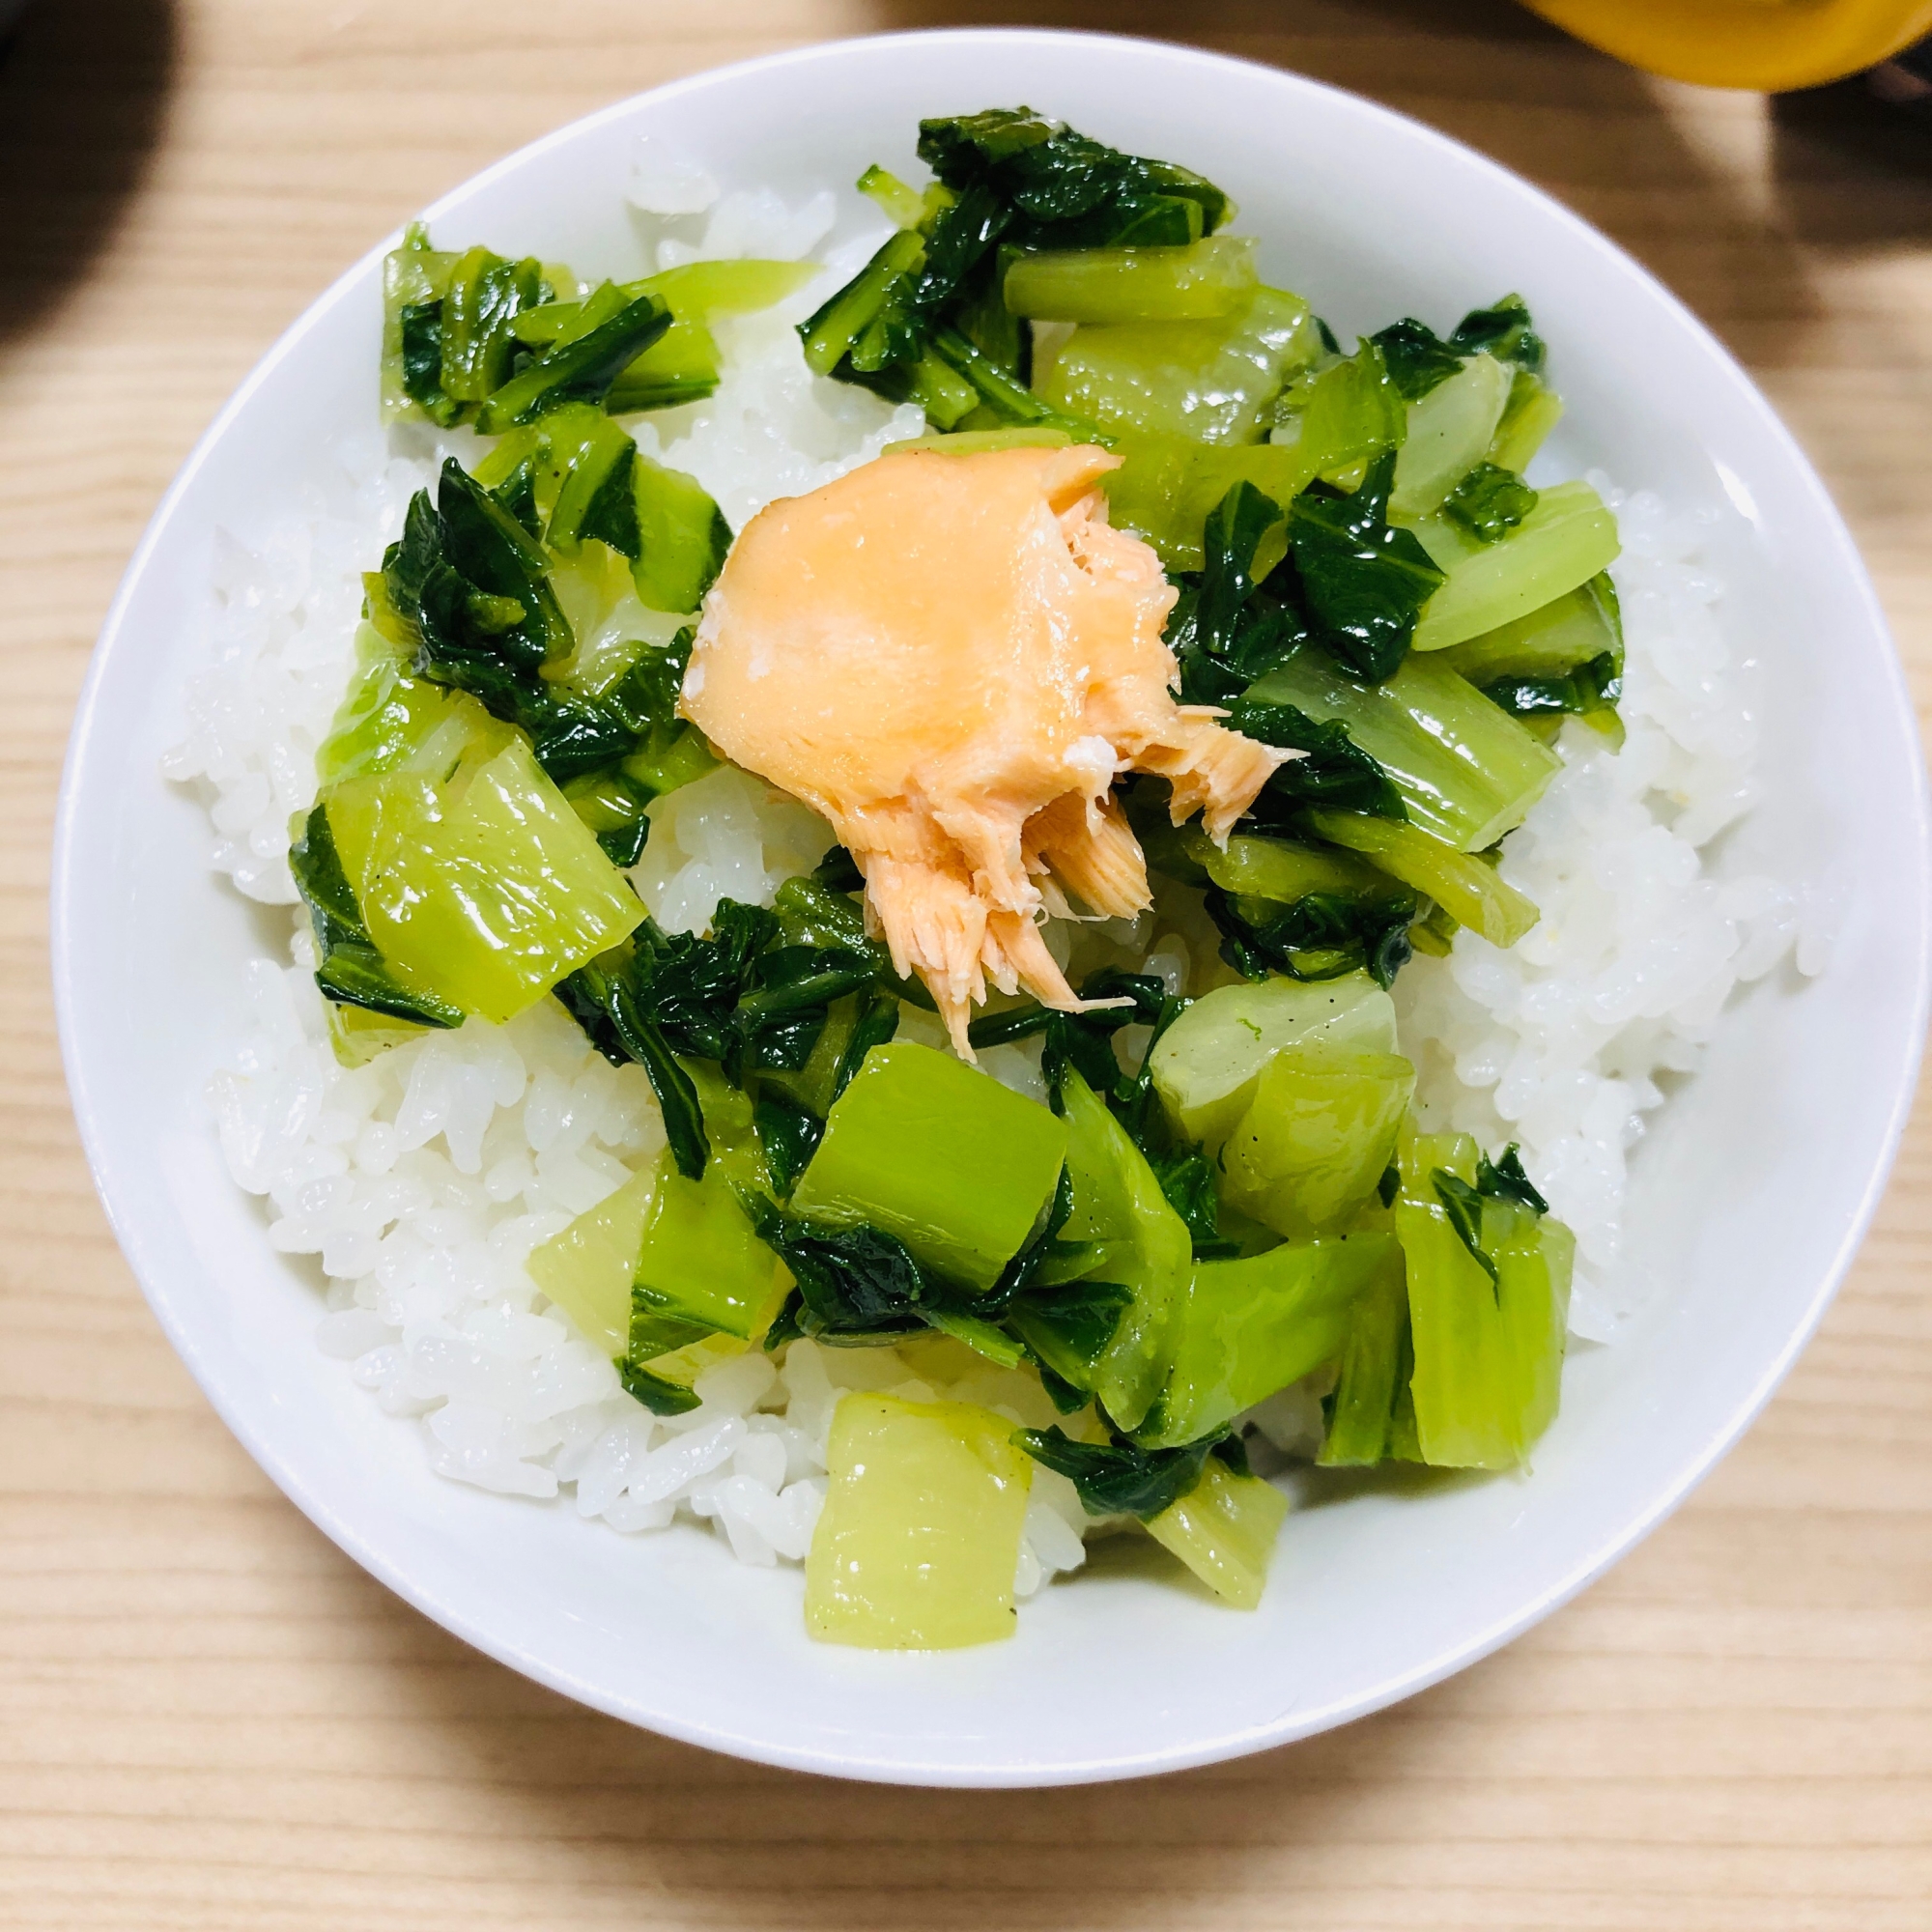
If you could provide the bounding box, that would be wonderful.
[3,3,1929,1925]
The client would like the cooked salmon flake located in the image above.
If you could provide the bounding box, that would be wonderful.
[681,443,1291,1052]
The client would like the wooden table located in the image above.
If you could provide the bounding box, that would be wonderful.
[3,3,1927,1924]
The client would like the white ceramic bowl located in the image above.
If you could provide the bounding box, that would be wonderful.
[53,29,1929,1786]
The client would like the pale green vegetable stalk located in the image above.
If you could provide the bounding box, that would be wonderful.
[1243,642,1561,852]
[1410,480,1622,652]
[1304,810,1541,948]
[1390,354,1513,521]
[1004,237,1259,324]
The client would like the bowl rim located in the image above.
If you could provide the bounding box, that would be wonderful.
[50,25,1932,1786]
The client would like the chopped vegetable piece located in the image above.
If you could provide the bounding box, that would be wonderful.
[382,222,461,422]
[1388,354,1513,521]
[629,1145,787,1358]
[1151,821,1402,907]
[323,726,645,1025]
[1104,436,1318,570]
[1437,569,1619,677]
[323,1002,434,1069]
[1006,1278,1135,1394]
[1410,480,1622,652]
[1145,1458,1289,1608]
[1317,1239,1414,1465]
[289,799,467,1031]
[1449,294,1546,373]
[476,292,672,432]
[1488,368,1565,473]
[1442,463,1539,545]
[806,1393,1033,1649]
[1051,1069,1193,1431]
[1396,1131,1573,1468]
[858,163,925,228]
[1151,972,1398,1151]
[526,1167,657,1357]
[789,1041,1069,1291]
[601,259,819,413]
[1139,1233,1398,1447]
[1288,452,1445,682]
[1271,339,1408,487]
[631,450,732,614]
[1370,319,1467,403]
[1014,1425,1226,1518]
[314,628,485,787]
[1041,287,1319,444]
[918,108,1232,245]
[1222,696,1407,822]
[1303,809,1541,949]
[1242,640,1561,852]
[1004,237,1259,324]
[1219,1044,1417,1237]
[440,244,545,405]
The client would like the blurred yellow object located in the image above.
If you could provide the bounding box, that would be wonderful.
[1525,0,1932,90]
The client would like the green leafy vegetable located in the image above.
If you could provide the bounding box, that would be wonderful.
[476,292,672,432]
[1442,463,1539,544]
[1433,1168,1501,1293]
[555,952,710,1180]
[440,245,547,405]
[1479,1143,1549,1215]
[1287,452,1446,682]
[619,1359,705,1416]
[754,1094,823,1200]
[1226,694,1407,821]
[802,108,1231,425]
[1448,293,1546,374]
[375,451,724,861]
[1011,1425,1231,1520]
[1369,318,1466,403]
[288,803,465,1030]
[1204,883,1418,990]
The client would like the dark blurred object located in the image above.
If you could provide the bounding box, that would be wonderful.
[0,1,177,348]
[1868,35,1932,107]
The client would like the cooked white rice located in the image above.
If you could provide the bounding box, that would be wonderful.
[163,182,1823,1582]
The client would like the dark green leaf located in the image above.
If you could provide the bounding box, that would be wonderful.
[476,292,672,431]
[290,804,464,1029]
[754,1094,823,1201]
[1204,883,1418,990]
[1008,1279,1132,1389]
[400,301,465,426]
[1448,294,1546,375]
[1288,452,1446,682]
[1482,650,1621,722]
[1369,319,1465,403]
[812,845,865,894]
[829,987,901,1105]
[1477,1143,1548,1216]
[1433,1169,1501,1295]
[1012,1426,1225,1520]
[756,1219,934,1342]
[555,955,711,1179]
[619,1360,703,1415]
[1442,463,1538,545]
[1148,1150,1232,1259]
[1229,694,1407,821]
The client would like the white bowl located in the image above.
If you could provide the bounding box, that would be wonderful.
[53,29,1930,1786]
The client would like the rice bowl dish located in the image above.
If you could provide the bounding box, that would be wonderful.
[56,29,1925,1776]
[159,103,1833,1642]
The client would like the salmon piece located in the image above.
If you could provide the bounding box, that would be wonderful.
[681,443,1291,1053]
